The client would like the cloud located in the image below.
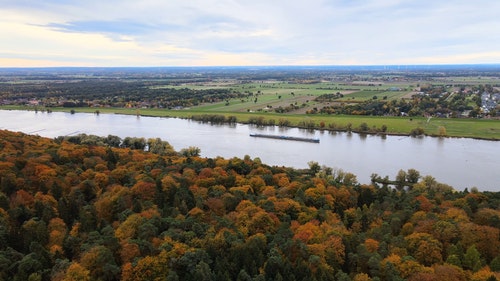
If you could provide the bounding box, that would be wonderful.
[0,0,499,66]
[46,20,162,37]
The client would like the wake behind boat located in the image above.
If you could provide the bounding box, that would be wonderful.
[250,133,320,143]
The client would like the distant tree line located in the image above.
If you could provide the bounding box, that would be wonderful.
[0,80,247,109]
[191,114,237,124]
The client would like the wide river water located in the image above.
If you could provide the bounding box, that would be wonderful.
[1,110,498,191]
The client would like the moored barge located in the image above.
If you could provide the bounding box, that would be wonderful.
[250,133,320,143]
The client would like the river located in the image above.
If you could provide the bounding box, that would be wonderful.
[1,110,498,191]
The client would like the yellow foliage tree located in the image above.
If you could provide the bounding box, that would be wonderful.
[62,263,90,281]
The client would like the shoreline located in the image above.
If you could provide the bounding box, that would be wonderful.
[1,106,499,141]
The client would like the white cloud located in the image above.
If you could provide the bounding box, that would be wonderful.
[0,0,499,66]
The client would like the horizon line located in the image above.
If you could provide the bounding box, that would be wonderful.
[1,63,500,69]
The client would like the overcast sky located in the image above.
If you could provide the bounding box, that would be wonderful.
[1,0,499,67]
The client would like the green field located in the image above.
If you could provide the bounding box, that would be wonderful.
[166,81,414,114]
[336,90,408,101]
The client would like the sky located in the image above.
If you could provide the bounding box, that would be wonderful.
[1,0,500,67]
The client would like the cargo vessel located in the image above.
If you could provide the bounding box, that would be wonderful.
[249,133,320,143]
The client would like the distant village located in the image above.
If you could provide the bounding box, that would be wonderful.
[481,91,500,114]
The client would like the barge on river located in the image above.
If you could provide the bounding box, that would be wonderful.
[249,133,320,143]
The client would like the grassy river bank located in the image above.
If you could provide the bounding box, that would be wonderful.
[2,105,499,140]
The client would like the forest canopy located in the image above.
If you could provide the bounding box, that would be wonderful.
[0,129,499,281]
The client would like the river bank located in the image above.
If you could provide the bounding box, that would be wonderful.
[2,105,499,140]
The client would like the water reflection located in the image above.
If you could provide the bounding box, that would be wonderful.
[437,137,445,148]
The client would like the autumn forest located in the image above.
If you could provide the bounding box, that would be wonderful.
[0,129,499,281]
